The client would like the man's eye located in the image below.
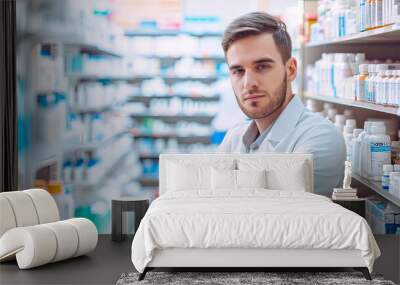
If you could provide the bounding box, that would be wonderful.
[256,64,268,71]
[232,69,244,75]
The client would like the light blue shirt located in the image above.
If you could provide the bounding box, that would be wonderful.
[217,95,346,196]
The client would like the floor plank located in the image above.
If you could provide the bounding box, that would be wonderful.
[0,235,133,285]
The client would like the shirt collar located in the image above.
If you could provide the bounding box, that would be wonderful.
[242,95,305,147]
[267,95,304,143]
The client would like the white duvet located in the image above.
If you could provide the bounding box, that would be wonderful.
[131,190,380,273]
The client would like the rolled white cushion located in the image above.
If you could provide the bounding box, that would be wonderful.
[23,189,59,223]
[0,226,57,269]
[0,195,17,237]
[1,192,39,227]
[0,218,97,269]
[64,218,98,257]
[42,221,79,262]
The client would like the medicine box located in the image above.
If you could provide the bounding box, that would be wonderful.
[365,197,400,234]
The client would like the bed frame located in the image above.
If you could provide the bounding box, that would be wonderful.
[139,248,371,280]
[138,154,371,281]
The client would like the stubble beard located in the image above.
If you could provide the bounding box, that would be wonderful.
[235,73,288,120]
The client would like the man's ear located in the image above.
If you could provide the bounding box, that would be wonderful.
[286,57,297,82]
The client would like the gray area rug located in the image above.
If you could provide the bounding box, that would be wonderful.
[116,271,396,285]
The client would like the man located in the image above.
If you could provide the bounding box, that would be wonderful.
[217,12,346,196]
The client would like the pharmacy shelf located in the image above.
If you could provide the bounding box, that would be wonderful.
[72,99,129,113]
[139,175,159,186]
[72,150,129,188]
[131,131,212,143]
[20,25,124,57]
[128,94,220,102]
[352,173,400,207]
[139,153,160,160]
[306,23,400,47]
[125,30,222,37]
[137,54,225,61]
[69,74,224,83]
[160,75,225,83]
[68,74,151,82]
[130,113,216,124]
[65,130,129,153]
[303,93,400,116]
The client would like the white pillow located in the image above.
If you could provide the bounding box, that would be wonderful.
[211,168,236,190]
[237,158,309,191]
[167,162,210,191]
[236,169,267,189]
[211,168,267,190]
[166,159,236,192]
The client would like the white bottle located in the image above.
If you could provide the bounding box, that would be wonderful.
[382,164,393,191]
[388,70,398,106]
[62,160,73,183]
[351,125,371,175]
[328,108,339,122]
[335,114,346,131]
[366,64,375,102]
[374,64,388,103]
[384,70,394,106]
[351,128,364,175]
[359,121,373,177]
[356,64,369,101]
[366,0,372,30]
[371,0,377,29]
[367,122,391,181]
[375,70,387,105]
[389,172,400,195]
[344,109,355,120]
[323,103,334,116]
[345,119,357,129]
[396,70,400,106]
[376,0,384,27]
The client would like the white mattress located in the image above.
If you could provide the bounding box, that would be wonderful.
[131,190,380,273]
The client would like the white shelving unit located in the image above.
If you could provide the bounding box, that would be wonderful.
[303,93,400,116]
[302,2,400,281]
[16,1,146,234]
[306,24,400,47]
[302,23,400,208]
[124,30,224,189]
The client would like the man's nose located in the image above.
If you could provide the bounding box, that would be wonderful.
[243,70,258,91]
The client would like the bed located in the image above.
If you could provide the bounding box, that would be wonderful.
[131,153,380,281]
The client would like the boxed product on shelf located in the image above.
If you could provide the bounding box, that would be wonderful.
[35,92,67,143]
[71,82,134,110]
[309,0,400,43]
[366,197,400,234]
[126,34,223,57]
[31,43,67,92]
[306,53,400,107]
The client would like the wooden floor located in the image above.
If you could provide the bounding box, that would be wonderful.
[0,235,134,285]
[1,234,398,284]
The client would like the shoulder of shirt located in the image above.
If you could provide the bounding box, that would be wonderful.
[225,121,251,136]
[298,109,344,140]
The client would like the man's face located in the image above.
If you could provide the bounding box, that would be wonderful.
[226,33,288,119]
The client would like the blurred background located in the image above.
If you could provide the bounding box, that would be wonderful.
[16,0,303,233]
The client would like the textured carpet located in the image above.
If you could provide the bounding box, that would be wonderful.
[116,271,396,285]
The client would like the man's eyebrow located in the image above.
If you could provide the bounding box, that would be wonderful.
[229,64,242,71]
[254,58,275,64]
[229,57,276,70]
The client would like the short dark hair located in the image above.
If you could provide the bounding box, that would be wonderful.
[222,12,292,63]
